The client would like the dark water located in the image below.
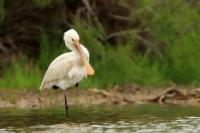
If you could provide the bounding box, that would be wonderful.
[0,104,200,133]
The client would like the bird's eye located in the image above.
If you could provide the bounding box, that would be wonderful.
[72,39,74,41]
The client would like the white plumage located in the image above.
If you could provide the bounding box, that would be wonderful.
[39,29,94,91]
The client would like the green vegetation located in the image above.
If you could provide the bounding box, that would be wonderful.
[0,57,41,89]
[0,0,200,89]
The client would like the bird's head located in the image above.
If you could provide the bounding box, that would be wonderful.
[63,29,94,76]
[64,29,80,51]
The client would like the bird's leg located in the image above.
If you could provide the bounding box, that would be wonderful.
[64,92,69,118]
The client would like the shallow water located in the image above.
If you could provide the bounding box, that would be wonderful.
[0,104,200,133]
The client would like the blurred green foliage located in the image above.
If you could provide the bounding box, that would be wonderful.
[147,0,200,85]
[33,0,63,8]
[0,57,41,89]
[0,0,4,21]
[0,0,200,89]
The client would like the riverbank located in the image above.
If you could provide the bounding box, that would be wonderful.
[0,86,200,108]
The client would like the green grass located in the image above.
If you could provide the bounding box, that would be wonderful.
[0,0,200,89]
[0,57,41,89]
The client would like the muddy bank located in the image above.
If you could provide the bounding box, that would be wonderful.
[0,86,200,108]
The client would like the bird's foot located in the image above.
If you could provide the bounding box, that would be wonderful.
[75,83,79,87]
[52,85,59,90]
[65,105,69,118]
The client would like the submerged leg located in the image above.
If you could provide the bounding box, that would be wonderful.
[64,93,69,118]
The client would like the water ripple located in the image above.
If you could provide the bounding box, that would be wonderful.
[1,105,200,133]
[1,116,199,133]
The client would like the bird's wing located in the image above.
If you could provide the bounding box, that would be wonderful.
[49,52,71,67]
[39,52,75,90]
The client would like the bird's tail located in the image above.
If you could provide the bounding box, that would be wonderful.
[39,82,44,90]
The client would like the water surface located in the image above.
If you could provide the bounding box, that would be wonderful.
[0,104,200,132]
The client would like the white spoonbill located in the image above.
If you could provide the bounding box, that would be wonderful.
[39,29,95,117]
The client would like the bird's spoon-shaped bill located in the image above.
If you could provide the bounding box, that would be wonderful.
[75,42,95,76]
[85,61,95,76]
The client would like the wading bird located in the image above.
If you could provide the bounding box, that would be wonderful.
[39,29,95,117]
